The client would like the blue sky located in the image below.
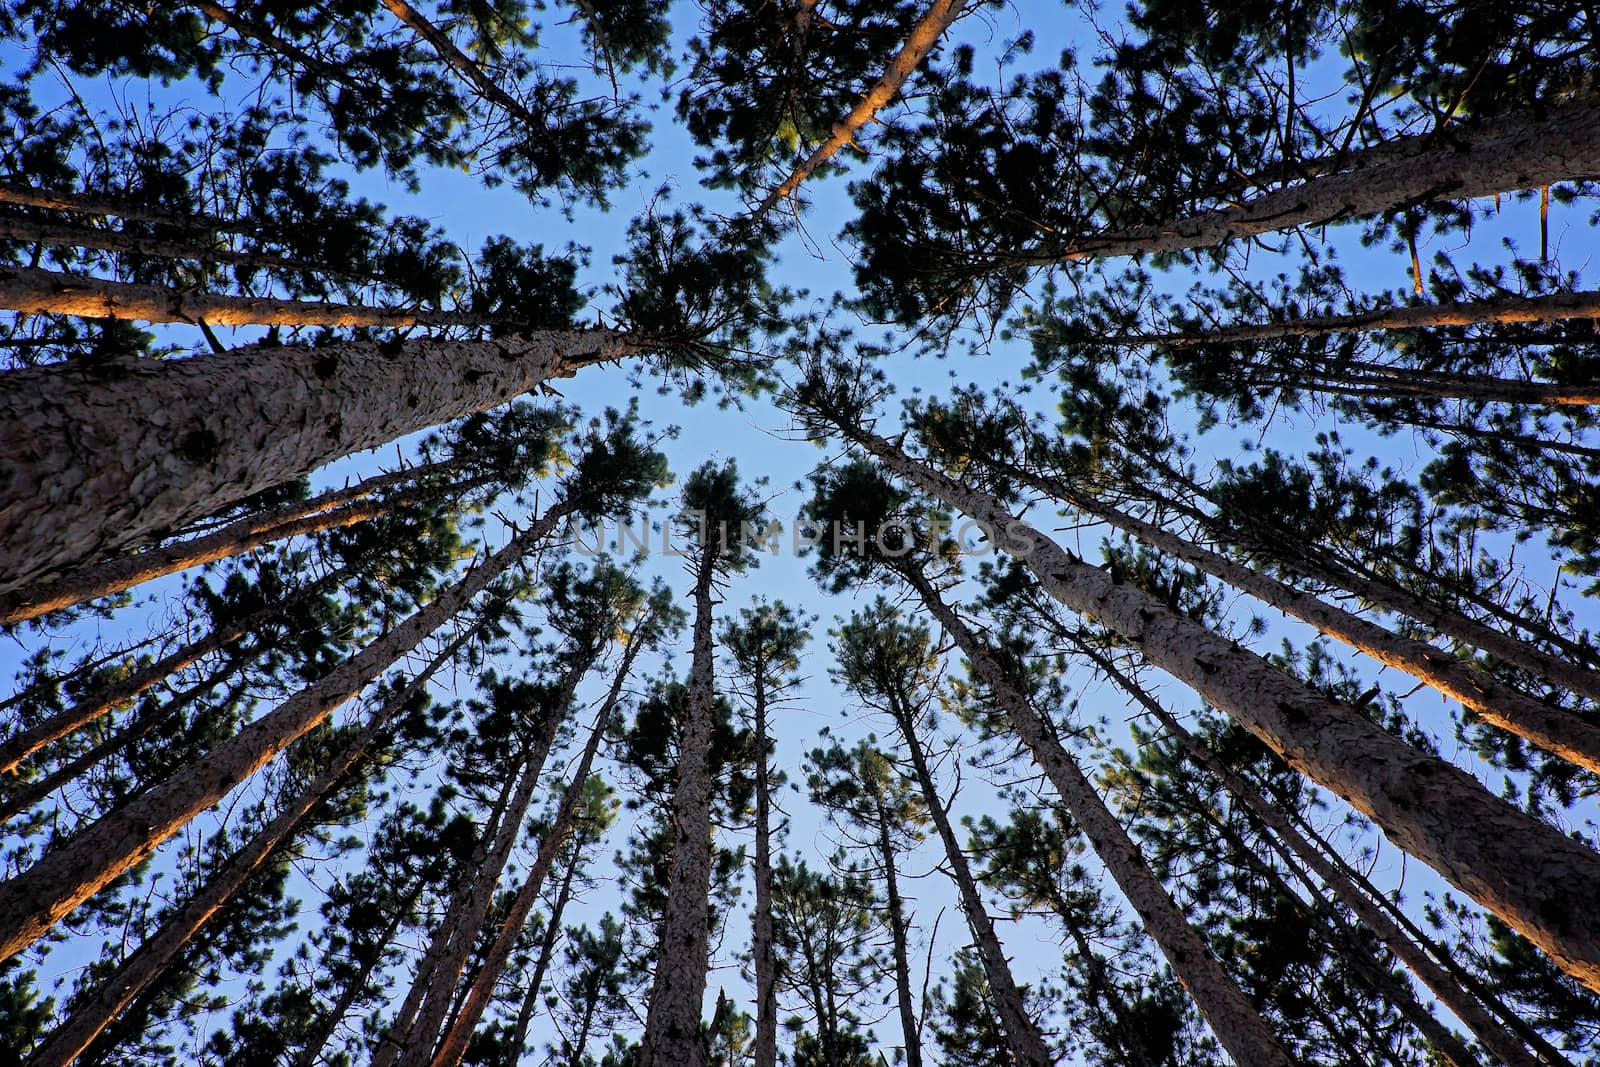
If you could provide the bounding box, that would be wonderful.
[6,3,1600,1063]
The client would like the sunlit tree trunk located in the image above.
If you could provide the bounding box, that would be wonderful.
[22,631,471,1067]
[0,496,575,962]
[903,566,1295,1067]
[843,417,1600,993]
[1030,99,1600,262]
[0,266,505,328]
[758,0,971,215]
[639,539,720,1067]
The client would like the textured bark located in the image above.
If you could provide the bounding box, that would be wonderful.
[0,182,255,234]
[430,625,649,1067]
[1,458,467,624]
[1080,643,1549,1067]
[0,496,574,962]
[905,568,1294,1067]
[751,681,779,1067]
[878,816,923,1067]
[639,540,720,1067]
[886,689,1054,1067]
[0,266,507,328]
[847,421,1600,992]
[1116,289,1600,346]
[0,328,629,591]
[21,634,470,1067]
[1026,99,1600,263]
[0,214,333,274]
[758,0,970,215]
[0,623,245,775]
[1023,470,1600,776]
[1278,799,1573,1067]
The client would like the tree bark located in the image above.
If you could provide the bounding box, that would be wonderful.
[878,813,923,1067]
[886,686,1055,1067]
[903,566,1295,1067]
[1074,633,1557,1067]
[0,327,630,592]
[1024,98,1600,263]
[751,677,780,1067]
[0,182,255,234]
[843,419,1600,993]
[639,539,720,1067]
[0,215,337,275]
[1021,468,1600,776]
[1116,289,1600,347]
[430,620,650,1067]
[0,457,472,624]
[758,0,970,215]
[0,266,509,329]
[22,630,473,1067]
[0,494,575,962]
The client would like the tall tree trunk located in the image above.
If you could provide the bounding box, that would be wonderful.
[0,558,363,773]
[1018,467,1600,774]
[0,215,339,275]
[374,776,520,1067]
[1026,98,1600,263]
[0,672,221,825]
[0,266,510,329]
[430,622,650,1067]
[0,328,629,591]
[1126,446,1600,694]
[878,813,923,1067]
[639,540,720,1067]
[1116,288,1600,347]
[0,622,247,775]
[758,0,970,215]
[0,494,575,962]
[0,182,256,234]
[902,565,1295,1067]
[1235,360,1600,408]
[22,630,473,1067]
[390,660,584,1067]
[751,678,780,1067]
[847,420,1600,993]
[0,459,455,624]
[1074,635,1557,1067]
[886,689,1054,1067]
